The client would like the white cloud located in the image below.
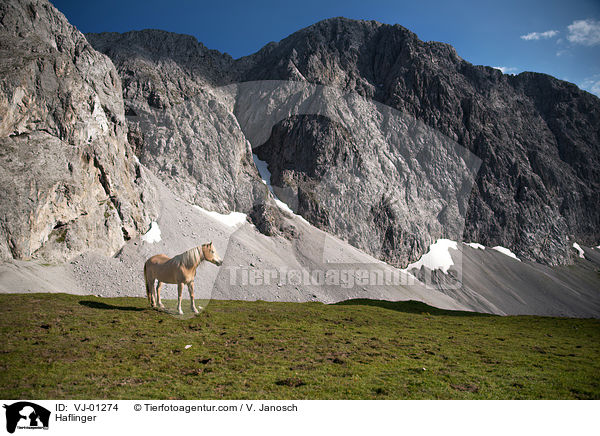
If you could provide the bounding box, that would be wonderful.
[493,66,517,74]
[567,19,600,46]
[581,75,600,97]
[521,30,559,41]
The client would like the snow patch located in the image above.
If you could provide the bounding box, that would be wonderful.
[572,242,585,259]
[141,221,161,244]
[465,242,485,250]
[404,239,458,274]
[274,198,293,214]
[193,206,247,228]
[252,153,310,225]
[492,246,521,261]
[253,153,272,189]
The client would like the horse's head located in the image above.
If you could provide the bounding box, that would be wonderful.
[202,242,223,266]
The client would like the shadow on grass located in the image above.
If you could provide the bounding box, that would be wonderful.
[334,299,494,317]
[79,301,146,312]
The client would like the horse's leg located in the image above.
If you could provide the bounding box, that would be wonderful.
[177,283,184,315]
[145,268,153,306]
[149,279,157,308]
[188,281,199,314]
[156,281,165,309]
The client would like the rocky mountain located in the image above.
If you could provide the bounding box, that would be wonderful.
[240,18,600,266]
[88,18,600,266]
[1,1,599,317]
[85,30,269,214]
[0,0,158,262]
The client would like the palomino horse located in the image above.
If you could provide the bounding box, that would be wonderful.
[144,242,223,314]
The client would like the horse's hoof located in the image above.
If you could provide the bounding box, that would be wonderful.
[159,303,165,309]
[178,309,183,315]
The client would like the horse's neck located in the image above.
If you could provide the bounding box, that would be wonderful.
[192,248,204,269]
[192,259,203,270]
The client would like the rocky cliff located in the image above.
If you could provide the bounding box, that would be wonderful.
[88,18,600,266]
[85,30,269,214]
[0,0,157,262]
[240,18,600,266]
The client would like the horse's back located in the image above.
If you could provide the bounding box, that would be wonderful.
[145,254,170,266]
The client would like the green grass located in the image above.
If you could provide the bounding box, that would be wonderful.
[1,293,599,399]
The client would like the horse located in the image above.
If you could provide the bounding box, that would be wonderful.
[143,242,223,314]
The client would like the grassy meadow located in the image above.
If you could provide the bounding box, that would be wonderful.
[1,293,599,399]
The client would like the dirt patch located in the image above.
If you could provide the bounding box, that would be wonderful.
[275,377,306,387]
[451,383,479,393]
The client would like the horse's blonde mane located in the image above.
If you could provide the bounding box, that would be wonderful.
[172,246,203,269]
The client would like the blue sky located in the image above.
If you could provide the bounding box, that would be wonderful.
[51,0,600,96]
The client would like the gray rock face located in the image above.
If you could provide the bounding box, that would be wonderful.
[0,0,157,262]
[87,18,599,266]
[240,18,600,265]
[234,81,479,267]
[85,31,269,214]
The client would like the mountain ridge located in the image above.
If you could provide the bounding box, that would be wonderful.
[2,0,598,267]
[1,1,600,318]
[87,17,600,266]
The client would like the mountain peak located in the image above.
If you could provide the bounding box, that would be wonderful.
[83,14,600,266]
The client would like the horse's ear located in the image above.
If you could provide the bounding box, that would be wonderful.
[209,241,213,246]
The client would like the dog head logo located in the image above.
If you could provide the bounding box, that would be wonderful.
[3,402,50,433]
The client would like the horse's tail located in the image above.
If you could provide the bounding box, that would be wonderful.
[144,262,152,303]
